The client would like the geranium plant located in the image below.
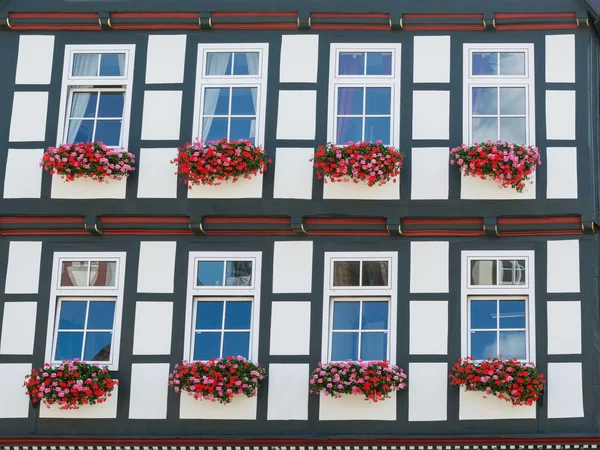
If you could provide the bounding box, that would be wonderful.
[310,360,407,402]
[449,357,545,406]
[41,142,135,182]
[168,356,267,404]
[24,360,117,410]
[171,139,270,188]
[311,141,403,187]
[450,141,541,192]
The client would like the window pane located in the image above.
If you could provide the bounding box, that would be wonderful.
[233,52,259,75]
[470,260,497,285]
[196,301,224,330]
[361,301,388,330]
[67,120,95,144]
[89,261,117,287]
[225,261,252,286]
[58,301,87,329]
[231,87,257,115]
[72,53,99,77]
[361,332,387,360]
[97,93,125,118]
[60,261,89,287]
[500,117,526,143]
[333,261,360,286]
[472,117,498,143]
[83,332,112,361]
[472,87,498,115]
[336,117,363,144]
[202,117,228,142]
[55,332,84,360]
[500,259,526,285]
[197,261,224,286]
[471,331,497,359]
[366,52,392,75]
[500,52,525,76]
[230,118,256,142]
[499,87,526,115]
[499,331,526,359]
[70,93,97,118]
[194,332,221,360]
[339,52,364,75]
[337,87,364,115]
[99,53,126,76]
[87,301,115,330]
[332,301,360,330]
[224,301,252,329]
[499,300,526,329]
[223,331,250,358]
[362,261,389,286]
[206,52,233,75]
[365,117,390,144]
[95,120,122,147]
[472,52,498,75]
[203,87,230,116]
[365,87,391,115]
[331,332,359,360]
[470,300,497,329]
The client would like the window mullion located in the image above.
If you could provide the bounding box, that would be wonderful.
[496,299,500,357]
[220,300,227,358]
[361,87,367,141]
[227,87,233,140]
[357,300,363,360]
[80,300,91,361]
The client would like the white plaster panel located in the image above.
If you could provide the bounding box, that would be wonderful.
[180,391,257,419]
[0,302,37,355]
[146,35,187,84]
[9,92,48,142]
[141,90,182,140]
[319,392,396,420]
[0,363,31,418]
[460,171,536,200]
[323,176,400,200]
[5,241,42,294]
[16,35,55,85]
[546,90,576,140]
[273,147,314,199]
[137,241,177,293]
[413,36,450,83]
[546,147,577,199]
[276,90,317,140]
[272,241,313,294]
[132,302,174,355]
[267,363,309,420]
[408,363,447,421]
[459,388,536,420]
[270,302,311,355]
[410,241,449,293]
[547,301,581,355]
[547,362,584,418]
[547,240,580,293]
[188,173,263,199]
[280,35,319,83]
[128,363,170,419]
[412,91,449,140]
[409,301,448,355]
[40,384,118,418]
[137,148,178,198]
[51,176,127,199]
[545,34,575,83]
[3,148,44,198]
[411,147,449,200]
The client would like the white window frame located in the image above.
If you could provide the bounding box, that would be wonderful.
[184,251,262,363]
[321,251,398,364]
[57,44,136,150]
[327,43,401,147]
[192,43,269,146]
[461,250,536,362]
[44,252,127,371]
[462,43,535,146]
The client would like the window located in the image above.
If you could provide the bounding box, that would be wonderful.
[463,44,535,145]
[58,45,135,149]
[328,44,401,146]
[45,253,126,370]
[193,44,268,145]
[184,252,262,362]
[461,251,535,362]
[322,252,397,363]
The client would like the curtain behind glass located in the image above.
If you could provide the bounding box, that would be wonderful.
[73,53,99,77]
[67,92,94,143]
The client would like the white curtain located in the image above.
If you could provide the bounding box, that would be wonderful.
[67,92,94,143]
[116,53,125,76]
[245,53,259,142]
[245,52,259,75]
[203,54,231,141]
[73,53,99,77]
[206,52,232,75]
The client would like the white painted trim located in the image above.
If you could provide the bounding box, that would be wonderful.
[327,43,401,147]
[321,251,398,364]
[460,250,536,363]
[192,43,269,145]
[184,251,262,363]
[44,252,127,371]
